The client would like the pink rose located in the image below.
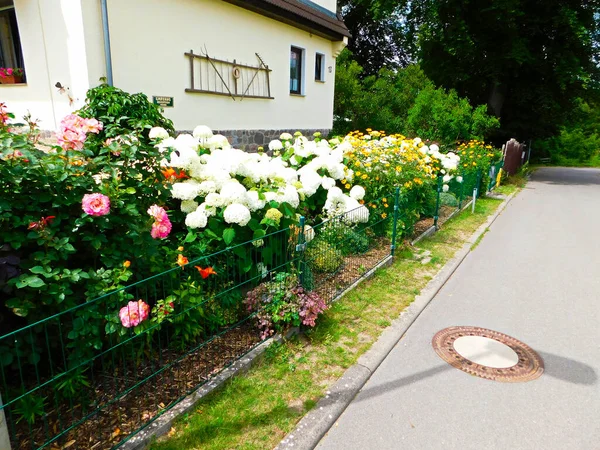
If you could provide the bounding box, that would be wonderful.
[147,204,171,239]
[147,204,168,221]
[6,68,12,76]
[82,193,110,216]
[119,300,150,328]
[151,217,172,239]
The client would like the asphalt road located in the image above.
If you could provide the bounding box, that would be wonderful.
[316,167,600,450]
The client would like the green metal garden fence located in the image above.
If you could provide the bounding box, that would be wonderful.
[0,162,501,449]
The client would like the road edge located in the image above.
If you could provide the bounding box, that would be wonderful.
[275,191,517,450]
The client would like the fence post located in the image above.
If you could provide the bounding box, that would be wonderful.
[458,173,465,209]
[296,216,306,287]
[433,175,442,229]
[391,187,400,257]
[0,394,10,450]
[472,169,481,213]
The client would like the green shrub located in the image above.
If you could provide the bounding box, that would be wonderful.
[305,240,344,273]
[317,222,370,256]
[439,192,458,207]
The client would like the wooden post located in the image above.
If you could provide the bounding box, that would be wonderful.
[0,393,11,450]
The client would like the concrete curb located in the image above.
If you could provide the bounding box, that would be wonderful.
[275,192,517,450]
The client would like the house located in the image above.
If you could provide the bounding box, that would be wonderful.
[0,0,349,149]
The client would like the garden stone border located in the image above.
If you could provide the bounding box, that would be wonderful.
[275,191,516,450]
[120,255,393,450]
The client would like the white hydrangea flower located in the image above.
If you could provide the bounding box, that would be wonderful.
[321,177,336,190]
[299,169,322,197]
[277,185,300,208]
[430,144,439,152]
[198,180,217,195]
[205,192,225,207]
[223,203,251,226]
[149,127,169,140]
[443,174,453,183]
[443,184,450,193]
[280,132,293,140]
[193,125,213,140]
[246,190,267,211]
[344,197,369,223]
[208,134,230,150]
[413,137,422,145]
[197,202,216,217]
[329,138,340,146]
[185,209,208,229]
[456,176,463,183]
[327,186,345,202]
[171,180,201,200]
[268,139,283,151]
[181,200,199,213]
[220,181,248,205]
[349,185,365,200]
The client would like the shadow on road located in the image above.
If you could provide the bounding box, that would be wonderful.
[531,167,600,186]
[344,349,597,405]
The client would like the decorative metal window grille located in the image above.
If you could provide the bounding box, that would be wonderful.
[185,49,273,100]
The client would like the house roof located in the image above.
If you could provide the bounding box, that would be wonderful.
[222,0,350,40]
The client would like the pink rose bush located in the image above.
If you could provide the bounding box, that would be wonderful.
[82,193,110,216]
[147,204,172,239]
[57,114,103,151]
[119,300,150,328]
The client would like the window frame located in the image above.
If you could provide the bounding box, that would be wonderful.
[0,1,26,84]
[289,46,304,95]
[315,52,325,82]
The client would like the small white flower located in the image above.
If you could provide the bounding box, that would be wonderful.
[349,185,365,201]
[193,125,213,139]
[430,144,439,152]
[442,184,450,193]
[149,127,169,140]
[457,176,463,183]
[223,203,251,226]
[280,132,293,140]
[268,139,283,151]
[321,177,336,190]
[443,174,452,183]
[185,209,208,228]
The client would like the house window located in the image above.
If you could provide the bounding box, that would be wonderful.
[315,53,325,81]
[0,0,25,82]
[290,46,303,95]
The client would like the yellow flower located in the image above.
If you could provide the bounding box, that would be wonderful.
[341,179,347,184]
[345,183,351,189]
[177,246,184,252]
[356,171,361,176]
[381,213,387,219]
[361,174,368,179]
[384,203,389,208]
[123,260,131,268]
[382,198,387,203]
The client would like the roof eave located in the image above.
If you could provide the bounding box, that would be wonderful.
[222,0,350,41]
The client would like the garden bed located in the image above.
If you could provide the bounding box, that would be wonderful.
[9,237,392,450]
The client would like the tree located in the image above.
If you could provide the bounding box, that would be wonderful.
[338,0,412,76]
[411,0,600,140]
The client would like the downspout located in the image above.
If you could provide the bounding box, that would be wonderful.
[100,0,113,85]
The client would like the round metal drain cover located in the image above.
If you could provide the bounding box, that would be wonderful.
[432,326,544,382]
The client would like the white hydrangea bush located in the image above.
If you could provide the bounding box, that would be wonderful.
[155,127,369,248]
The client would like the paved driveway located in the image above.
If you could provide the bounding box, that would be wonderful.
[317,167,600,450]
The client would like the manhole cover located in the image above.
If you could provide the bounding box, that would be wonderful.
[432,326,544,382]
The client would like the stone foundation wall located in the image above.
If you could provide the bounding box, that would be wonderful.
[178,128,331,152]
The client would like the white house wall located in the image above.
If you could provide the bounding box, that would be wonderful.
[2,0,105,130]
[106,0,339,131]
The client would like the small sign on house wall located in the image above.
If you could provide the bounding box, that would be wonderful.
[153,96,174,107]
